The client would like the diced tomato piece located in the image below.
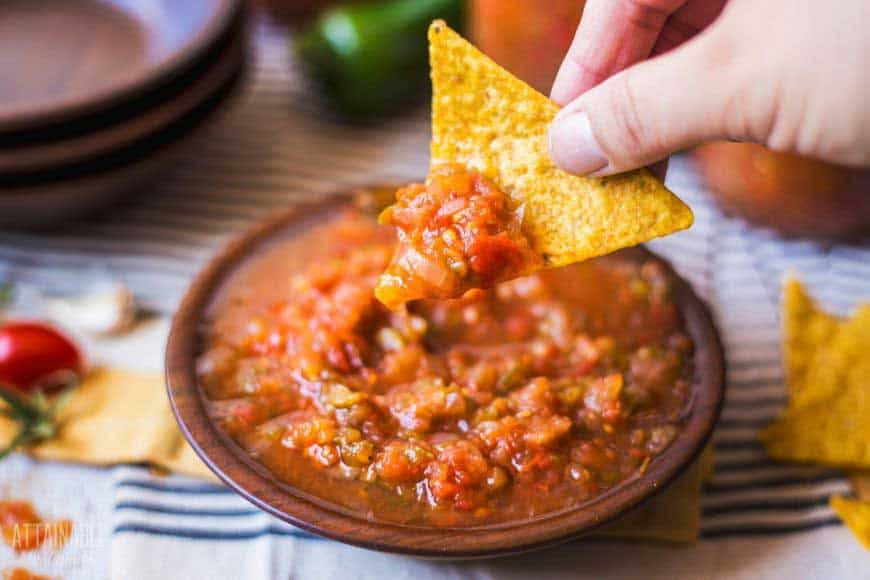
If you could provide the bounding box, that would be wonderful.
[374,440,433,484]
[375,165,541,309]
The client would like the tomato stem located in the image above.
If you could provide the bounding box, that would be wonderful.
[0,383,76,460]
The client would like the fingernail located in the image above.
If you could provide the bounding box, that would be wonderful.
[548,112,609,175]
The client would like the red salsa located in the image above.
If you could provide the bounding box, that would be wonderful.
[375,165,541,310]
[198,210,692,525]
[2,569,51,580]
[0,500,72,553]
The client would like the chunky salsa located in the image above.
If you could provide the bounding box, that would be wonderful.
[375,165,541,310]
[2,568,51,580]
[198,210,692,525]
[0,500,72,553]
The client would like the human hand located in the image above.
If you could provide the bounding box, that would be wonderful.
[547,0,870,177]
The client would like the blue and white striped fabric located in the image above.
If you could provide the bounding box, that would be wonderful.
[1,17,868,580]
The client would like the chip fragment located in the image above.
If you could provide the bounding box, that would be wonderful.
[759,279,870,469]
[782,278,840,398]
[427,20,693,268]
[830,495,870,549]
[850,472,870,502]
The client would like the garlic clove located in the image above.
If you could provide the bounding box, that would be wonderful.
[44,281,137,336]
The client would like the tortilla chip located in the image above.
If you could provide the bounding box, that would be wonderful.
[759,280,870,468]
[595,447,714,543]
[830,495,870,549]
[158,437,220,482]
[0,367,178,464]
[782,278,840,398]
[428,20,693,267]
[849,472,870,502]
[0,367,216,481]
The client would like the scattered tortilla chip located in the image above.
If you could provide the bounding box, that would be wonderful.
[0,367,216,481]
[0,367,178,464]
[595,447,714,543]
[427,20,693,268]
[849,472,870,502]
[760,279,870,469]
[830,495,870,549]
[782,278,840,398]
[159,436,219,481]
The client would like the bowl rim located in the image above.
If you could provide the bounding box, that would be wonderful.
[166,193,726,558]
[0,46,246,191]
[0,0,241,132]
[0,40,243,173]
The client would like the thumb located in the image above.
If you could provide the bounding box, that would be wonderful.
[548,32,739,176]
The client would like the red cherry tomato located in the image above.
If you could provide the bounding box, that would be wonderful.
[0,322,84,392]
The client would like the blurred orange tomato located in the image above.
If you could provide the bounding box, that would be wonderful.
[692,142,870,239]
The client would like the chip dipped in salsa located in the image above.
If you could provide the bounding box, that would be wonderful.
[198,209,693,526]
[375,164,542,310]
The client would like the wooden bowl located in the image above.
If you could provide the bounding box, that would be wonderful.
[0,44,246,227]
[0,0,240,133]
[166,194,725,558]
[0,12,246,177]
[0,1,246,165]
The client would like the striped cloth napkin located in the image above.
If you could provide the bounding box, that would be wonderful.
[1,17,868,580]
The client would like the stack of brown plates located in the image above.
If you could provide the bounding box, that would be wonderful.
[0,0,247,227]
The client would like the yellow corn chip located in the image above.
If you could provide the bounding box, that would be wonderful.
[782,278,840,398]
[850,472,870,502]
[0,367,217,481]
[760,280,870,468]
[0,367,179,465]
[830,495,870,549]
[595,447,714,543]
[428,20,693,267]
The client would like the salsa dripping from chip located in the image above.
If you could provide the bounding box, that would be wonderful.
[374,21,693,309]
[376,165,542,309]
